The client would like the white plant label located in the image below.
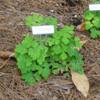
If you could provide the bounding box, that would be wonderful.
[32,25,54,35]
[89,4,100,11]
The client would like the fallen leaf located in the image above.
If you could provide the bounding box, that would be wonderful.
[71,70,89,97]
[0,51,15,58]
[76,21,86,32]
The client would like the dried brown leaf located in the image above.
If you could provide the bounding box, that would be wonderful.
[76,22,86,32]
[0,51,15,58]
[71,70,89,97]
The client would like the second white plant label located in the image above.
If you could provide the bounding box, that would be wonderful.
[89,4,100,11]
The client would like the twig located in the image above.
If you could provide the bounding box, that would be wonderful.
[59,90,66,100]
[0,58,10,70]
[0,72,8,77]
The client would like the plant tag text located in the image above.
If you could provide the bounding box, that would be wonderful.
[89,4,100,11]
[32,25,54,35]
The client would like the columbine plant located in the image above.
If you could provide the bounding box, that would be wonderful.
[15,13,84,85]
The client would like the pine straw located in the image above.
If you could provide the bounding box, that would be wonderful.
[0,0,100,100]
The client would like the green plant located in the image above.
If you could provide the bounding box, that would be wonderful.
[25,13,58,31]
[84,10,100,38]
[91,0,100,3]
[15,13,84,85]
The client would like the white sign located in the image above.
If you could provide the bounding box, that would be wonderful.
[89,4,100,11]
[32,25,54,35]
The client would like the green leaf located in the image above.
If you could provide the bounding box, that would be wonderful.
[25,13,44,28]
[51,63,58,68]
[48,38,55,46]
[22,72,36,85]
[70,59,84,74]
[52,45,62,54]
[84,11,94,21]
[37,46,47,65]
[54,38,60,45]
[74,37,82,48]
[28,48,40,60]
[37,57,45,65]
[32,13,43,23]
[60,52,67,60]
[15,44,27,54]
[32,15,43,26]
[32,63,40,71]
[42,66,50,80]
[60,25,74,35]
[97,31,100,36]
[31,42,38,48]
[22,35,33,48]
[44,17,58,31]
[37,67,43,75]
[17,55,33,74]
[62,38,69,45]
[90,28,98,38]
[34,72,41,82]
[25,56,32,67]
[67,48,78,57]
[17,55,26,69]
[85,21,93,30]
[52,69,60,75]
[92,17,100,28]
[25,16,34,28]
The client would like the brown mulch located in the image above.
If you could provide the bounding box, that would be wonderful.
[0,0,100,100]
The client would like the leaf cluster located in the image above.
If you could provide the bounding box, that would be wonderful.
[25,13,58,31]
[84,10,100,38]
[15,13,84,85]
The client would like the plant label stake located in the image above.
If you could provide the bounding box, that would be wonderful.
[32,25,54,35]
[89,4,100,11]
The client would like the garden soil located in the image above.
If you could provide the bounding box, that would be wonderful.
[0,0,100,100]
